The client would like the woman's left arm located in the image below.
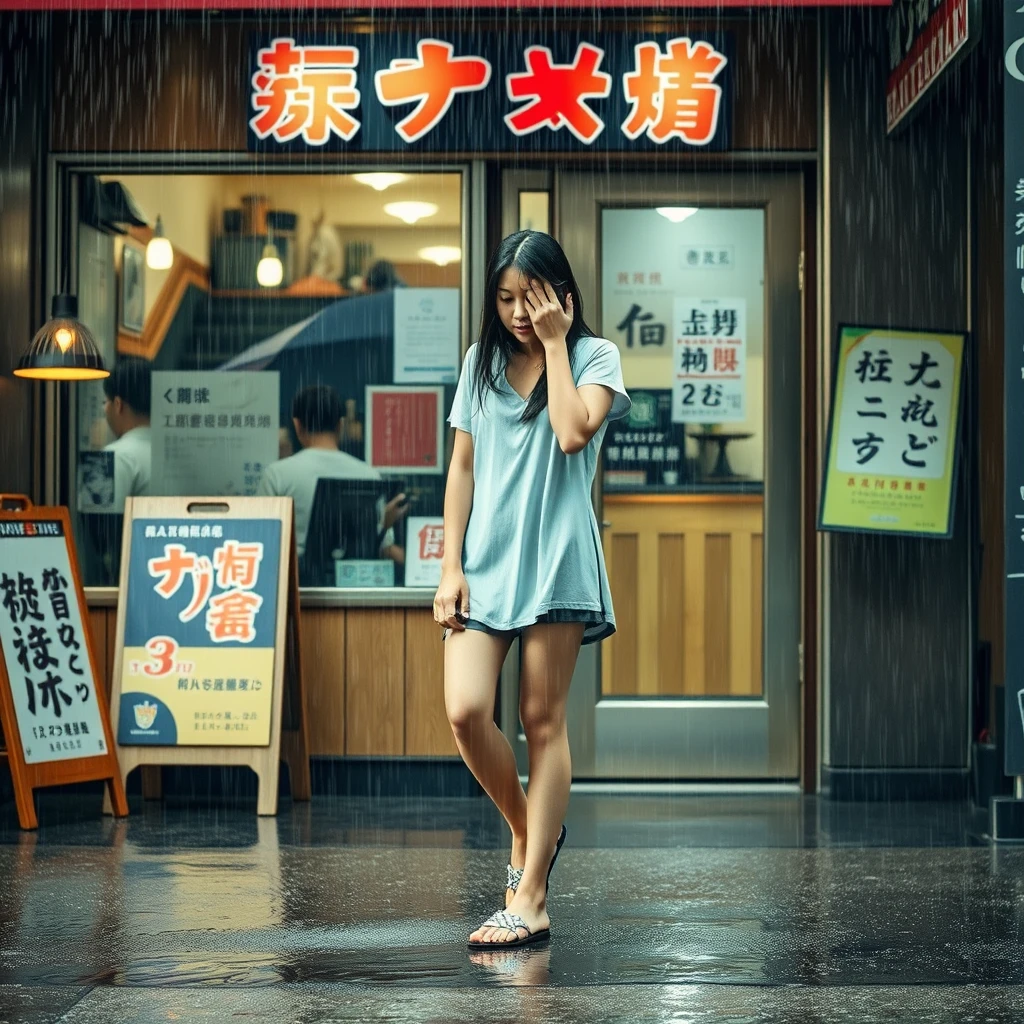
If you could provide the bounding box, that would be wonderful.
[528,280,614,455]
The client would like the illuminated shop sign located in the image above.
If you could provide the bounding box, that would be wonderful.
[247,32,733,152]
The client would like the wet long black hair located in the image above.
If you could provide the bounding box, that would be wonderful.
[474,230,597,423]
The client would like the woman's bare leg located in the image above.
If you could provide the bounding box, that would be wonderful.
[471,622,583,945]
[444,628,528,887]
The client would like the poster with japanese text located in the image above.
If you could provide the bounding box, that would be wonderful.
[819,326,965,537]
[393,289,460,385]
[151,372,279,499]
[404,517,445,587]
[117,518,282,746]
[0,522,108,764]
[672,298,747,423]
[365,386,444,475]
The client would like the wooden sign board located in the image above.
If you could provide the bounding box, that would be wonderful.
[0,496,128,829]
[107,496,310,815]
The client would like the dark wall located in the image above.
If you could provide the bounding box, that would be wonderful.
[0,16,47,497]
[825,10,973,776]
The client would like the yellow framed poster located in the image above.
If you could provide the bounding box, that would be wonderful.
[819,325,966,538]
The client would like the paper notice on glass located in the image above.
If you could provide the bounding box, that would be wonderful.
[151,372,280,497]
[77,451,116,513]
[404,516,445,587]
[672,297,746,424]
[393,288,460,384]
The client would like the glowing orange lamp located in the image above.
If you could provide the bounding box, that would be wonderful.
[14,295,109,381]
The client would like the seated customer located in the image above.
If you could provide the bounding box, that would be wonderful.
[259,385,408,563]
[103,356,153,511]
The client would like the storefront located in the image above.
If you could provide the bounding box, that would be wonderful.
[0,0,1001,798]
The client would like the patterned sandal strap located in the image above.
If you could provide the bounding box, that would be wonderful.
[481,910,530,936]
[506,864,524,892]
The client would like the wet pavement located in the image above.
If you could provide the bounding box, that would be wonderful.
[0,792,1020,1022]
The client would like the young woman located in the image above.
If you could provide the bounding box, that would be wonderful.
[434,231,630,950]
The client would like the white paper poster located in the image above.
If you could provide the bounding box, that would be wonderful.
[0,523,107,764]
[393,288,460,384]
[404,516,445,587]
[151,372,280,497]
[672,297,746,424]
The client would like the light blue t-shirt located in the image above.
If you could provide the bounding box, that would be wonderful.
[448,336,630,644]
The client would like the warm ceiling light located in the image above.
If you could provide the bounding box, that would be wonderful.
[146,215,174,270]
[418,246,462,267]
[353,173,409,192]
[256,242,284,288]
[14,295,109,381]
[384,201,438,225]
[656,207,699,224]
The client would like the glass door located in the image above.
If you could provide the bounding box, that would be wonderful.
[498,169,803,780]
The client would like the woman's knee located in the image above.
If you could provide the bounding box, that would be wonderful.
[446,697,492,739]
[519,700,565,745]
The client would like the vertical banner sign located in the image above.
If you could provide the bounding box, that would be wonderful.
[0,498,128,830]
[1004,0,1024,779]
[886,0,980,134]
[672,298,746,423]
[819,326,965,538]
[109,497,310,816]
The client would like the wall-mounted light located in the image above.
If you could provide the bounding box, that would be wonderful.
[418,245,462,267]
[384,201,438,225]
[146,215,174,270]
[257,241,284,288]
[14,294,108,381]
[656,207,699,224]
[353,173,409,192]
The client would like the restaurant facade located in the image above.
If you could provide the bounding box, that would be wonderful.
[0,0,1008,800]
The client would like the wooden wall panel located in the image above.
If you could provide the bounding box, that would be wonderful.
[345,608,405,756]
[657,534,686,696]
[88,608,109,699]
[704,534,731,694]
[603,533,639,696]
[301,608,346,757]
[405,610,456,756]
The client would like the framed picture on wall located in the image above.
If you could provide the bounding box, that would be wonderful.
[120,242,145,335]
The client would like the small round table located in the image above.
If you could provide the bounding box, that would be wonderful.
[692,431,754,479]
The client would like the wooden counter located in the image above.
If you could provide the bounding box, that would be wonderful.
[601,493,764,698]
[85,597,456,759]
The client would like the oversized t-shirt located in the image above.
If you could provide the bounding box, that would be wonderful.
[448,336,630,644]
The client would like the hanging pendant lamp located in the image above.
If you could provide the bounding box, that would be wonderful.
[14,294,109,381]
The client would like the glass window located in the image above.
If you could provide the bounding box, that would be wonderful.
[72,171,464,590]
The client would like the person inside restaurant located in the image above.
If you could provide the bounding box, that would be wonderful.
[259,384,410,577]
[102,356,153,512]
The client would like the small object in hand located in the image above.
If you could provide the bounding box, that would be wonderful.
[455,611,468,624]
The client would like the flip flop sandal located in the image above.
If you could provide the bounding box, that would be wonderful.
[504,824,566,905]
[468,910,551,950]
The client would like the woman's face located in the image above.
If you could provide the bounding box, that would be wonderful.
[496,267,539,346]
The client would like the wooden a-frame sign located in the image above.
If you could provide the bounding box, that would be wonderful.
[105,496,310,816]
[0,496,128,829]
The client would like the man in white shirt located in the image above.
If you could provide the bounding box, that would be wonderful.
[259,385,408,563]
[103,357,153,512]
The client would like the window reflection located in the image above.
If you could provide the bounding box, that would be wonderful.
[74,172,463,590]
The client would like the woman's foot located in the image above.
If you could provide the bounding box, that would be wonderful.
[471,891,550,946]
[505,832,527,908]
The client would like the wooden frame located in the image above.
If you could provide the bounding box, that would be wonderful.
[0,496,128,830]
[105,496,310,815]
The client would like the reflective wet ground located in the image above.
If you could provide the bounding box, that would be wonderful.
[0,792,1021,1022]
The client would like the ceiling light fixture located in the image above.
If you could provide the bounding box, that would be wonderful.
[14,294,109,381]
[384,201,438,225]
[353,173,409,192]
[418,246,462,267]
[656,207,699,224]
[146,215,174,270]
